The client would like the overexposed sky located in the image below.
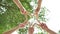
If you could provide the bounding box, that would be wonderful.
[42,0,60,33]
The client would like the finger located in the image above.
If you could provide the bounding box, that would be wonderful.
[31,23,36,27]
[36,23,42,27]
[42,23,47,27]
[19,24,24,27]
[36,24,40,26]
[23,20,28,25]
[26,22,30,25]
[41,23,46,26]
[36,19,41,24]
[29,23,32,27]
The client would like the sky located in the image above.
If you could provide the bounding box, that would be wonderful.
[12,0,60,34]
[42,0,60,33]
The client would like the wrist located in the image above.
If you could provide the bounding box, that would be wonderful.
[46,28,51,33]
[45,28,50,32]
[28,32,33,34]
[29,33,33,34]
[17,25,20,29]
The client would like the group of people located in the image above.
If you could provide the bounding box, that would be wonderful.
[3,0,57,34]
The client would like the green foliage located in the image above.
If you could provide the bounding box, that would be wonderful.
[0,0,32,34]
[19,27,28,34]
[39,7,48,22]
[0,0,48,34]
[58,30,60,34]
[20,0,33,13]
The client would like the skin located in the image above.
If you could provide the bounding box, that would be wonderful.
[28,27,34,34]
[34,0,42,19]
[29,19,57,34]
[36,19,57,34]
[3,20,28,34]
[13,0,29,15]
[35,0,42,13]
[3,21,34,34]
[37,23,57,34]
[3,0,57,34]
[28,23,57,34]
[28,23,35,34]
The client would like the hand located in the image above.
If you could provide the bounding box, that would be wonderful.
[18,23,25,28]
[37,23,48,31]
[21,10,27,15]
[28,27,34,34]
[19,19,28,28]
[28,24,35,34]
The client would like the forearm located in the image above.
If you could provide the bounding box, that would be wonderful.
[28,32,33,34]
[46,28,57,34]
[35,0,42,13]
[3,26,19,34]
[29,33,33,34]
[13,0,25,12]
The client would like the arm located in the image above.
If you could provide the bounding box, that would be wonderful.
[3,20,28,34]
[28,27,34,34]
[3,25,19,34]
[46,28,57,34]
[35,0,42,13]
[34,0,42,19]
[37,23,57,34]
[28,24,34,34]
[13,0,27,14]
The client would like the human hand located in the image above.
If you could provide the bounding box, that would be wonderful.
[18,23,26,28]
[18,19,29,28]
[37,23,57,34]
[37,23,48,31]
[28,27,34,34]
[28,23,35,34]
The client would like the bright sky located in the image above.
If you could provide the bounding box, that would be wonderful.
[42,0,60,33]
[12,0,60,34]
